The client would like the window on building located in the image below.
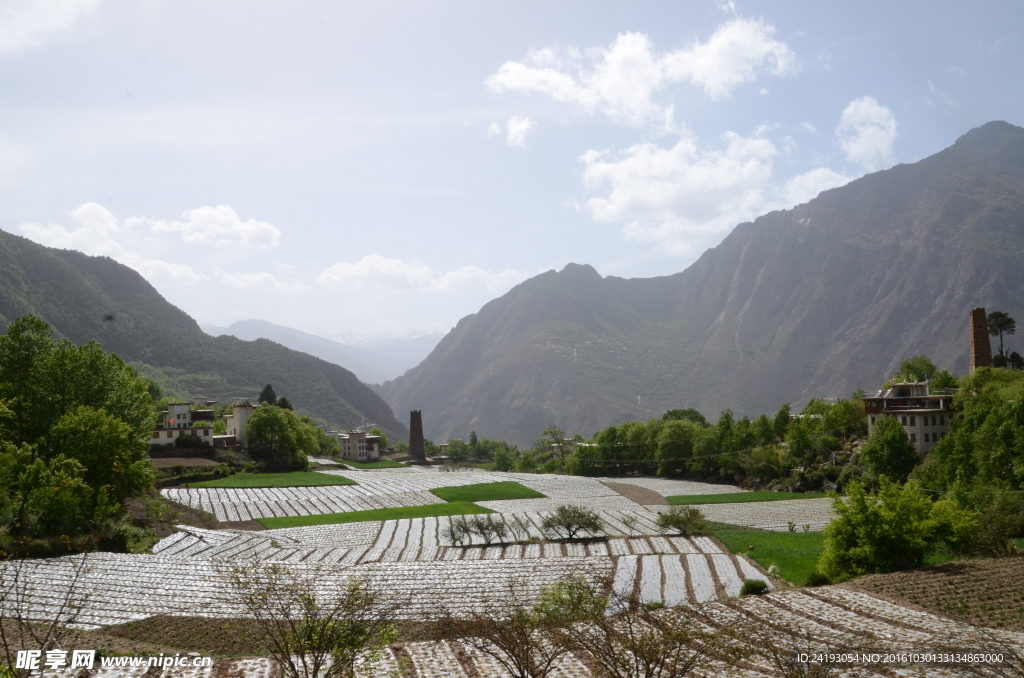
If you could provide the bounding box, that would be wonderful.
[901,416,908,425]
[910,416,916,426]
[925,433,931,443]
[870,416,876,424]
[151,431,159,439]
[910,434,917,443]
[939,415,945,426]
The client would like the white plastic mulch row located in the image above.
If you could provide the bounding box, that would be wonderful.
[160,485,448,521]
[0,553,615,628]
[694,498,836,531]
[152,510,728,563]
[42,588,1023,677]
[610,554,772,605]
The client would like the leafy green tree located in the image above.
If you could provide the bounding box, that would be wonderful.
[46,405,155,504]
[818,479,975,578]
[245,405,312,471]
[663,408,707,426]
[258,383,277,405]
[368,426,388,449]
[932,367,1024,490]
[300,416,340,456]
[543,425,568,469]
[492,446,514,472]
[752,413,775,447]
[987,311,1016,359]
[894,355,938,382]
[772,403,791,441]
[276,396,293,410]
[469,430,478,448]
[859,414,918,482]
[446,439,469,464]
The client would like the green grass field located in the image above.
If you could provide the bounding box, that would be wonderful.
[257,501,494,529]
[668,491,831,505]
[709,522,825,585]
[340,459,407,469]
[188,471,356,488]
[430,481,546,503]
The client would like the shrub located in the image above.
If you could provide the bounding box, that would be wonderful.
[859,414,918,482]
[542,505,603,539]
[803,572,831,587]
[740,579,769,596]
[818,479,976,579]
[656,505,709,536]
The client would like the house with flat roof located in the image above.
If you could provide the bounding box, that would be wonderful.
[861,381,955,455]
[151,401,215,447]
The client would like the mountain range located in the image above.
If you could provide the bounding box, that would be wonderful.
[200,320,442,384]
[0,235,408,441]
[381,121,1024,446]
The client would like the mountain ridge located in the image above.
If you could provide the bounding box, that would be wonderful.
[382,120,1024,446]
[0,233,409,440]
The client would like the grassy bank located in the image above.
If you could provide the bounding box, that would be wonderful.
[257,501,494,529]
[188,471,356,488]
[668,491,831,505]
[430,481,545,503]
[709,522,825,585]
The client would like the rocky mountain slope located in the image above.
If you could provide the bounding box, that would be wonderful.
[382,121,1024,446]
[0,234,408,440]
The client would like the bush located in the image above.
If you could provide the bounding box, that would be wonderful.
[740,579,769,596]
[655,505,709,536]
[818,479,976,579]
[174,433,207,448]
[802,572,831,587]
[542,505,603,539]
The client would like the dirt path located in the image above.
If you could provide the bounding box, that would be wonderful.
[601,481,670,506]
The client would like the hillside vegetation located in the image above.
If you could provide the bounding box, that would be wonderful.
[383,121,1024,446]
[0,231,407,441]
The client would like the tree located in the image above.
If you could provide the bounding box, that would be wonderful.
[368,426,388,449]
[223,563,397,678]
[245,405,313,471]
[542,425,567,468]
[663,408,707,426]
[894,355,938,382]
[552,579,729,678]
[655,505,709,536]
[772,403,791,441]
[469,430,478,448]
[541,505,603,539]
[988,311,1016,359]
[818,479,975,578]
[859,414,918,482]
[276,396,293,410]
[439,577,587,678]
[492,446,514,472]
[258,384,277,405]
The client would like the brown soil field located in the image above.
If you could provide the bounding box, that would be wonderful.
[843,556,1024,631]
[101,616,268,656]
[601,481,669,505]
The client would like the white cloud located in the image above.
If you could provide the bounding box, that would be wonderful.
[836,96,897,172]
[505,115,535,147]
[0,0,99,58]
[317,254,526,293]
[487,121,502,137]
[17,202,209,285]
[216,269,302,292]
[800,122,817,134]
[486,17,795,126]
[581,131,778,255]
[139,205,281,249]
[779,167,851,207]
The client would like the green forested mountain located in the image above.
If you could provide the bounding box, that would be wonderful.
[0,233,408,440]
[382,121,1024,446]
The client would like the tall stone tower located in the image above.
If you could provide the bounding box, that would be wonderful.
[969,307,992,373]
[409,410,426,463]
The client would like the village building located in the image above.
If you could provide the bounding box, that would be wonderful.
[215,399,257,447]
[862,381,955,455]
[336,429,382,462]
[151,401,216,447]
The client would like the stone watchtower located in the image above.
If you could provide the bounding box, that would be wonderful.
[969,307,992,373]
[409,410,426,463]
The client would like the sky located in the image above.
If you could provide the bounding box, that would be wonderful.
[1,0,1022,340]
